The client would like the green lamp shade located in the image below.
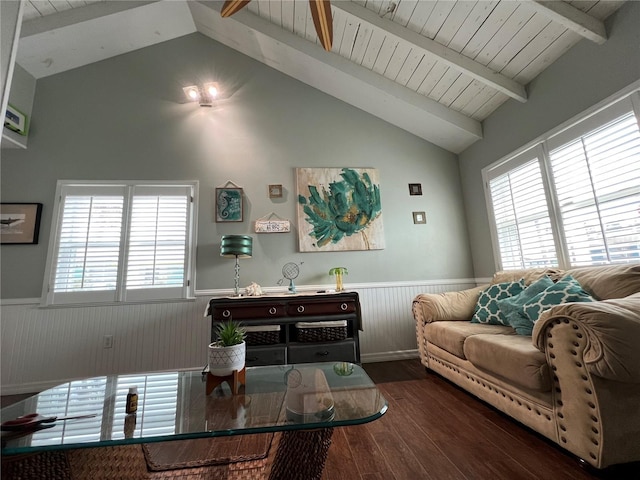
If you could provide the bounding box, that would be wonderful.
[220,235,253,258]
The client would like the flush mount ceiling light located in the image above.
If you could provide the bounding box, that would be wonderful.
[221,0,333,51]
[182,82,221,107]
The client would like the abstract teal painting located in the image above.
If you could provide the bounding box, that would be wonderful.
[296,168,385,252]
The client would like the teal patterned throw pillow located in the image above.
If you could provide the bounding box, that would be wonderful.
[522,274,594,323]
[497,276,555,336]
[471,280,525,325]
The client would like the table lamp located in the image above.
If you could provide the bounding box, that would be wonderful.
[220,235,253,296]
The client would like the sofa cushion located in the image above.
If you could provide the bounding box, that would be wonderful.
[471,280,525,325]
[522,274,594,323]
[426,322,514,359]
[463,334,552,392]
[566,263,640,300]
[497,276,555,336]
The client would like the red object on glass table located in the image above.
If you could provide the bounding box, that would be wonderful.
[1,413,97,431]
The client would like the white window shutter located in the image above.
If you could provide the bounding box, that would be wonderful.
[489,157,558,270]
[550,113,640,265]
[44,182,197,306]
[50,187,125,304]
[124,186,191,301]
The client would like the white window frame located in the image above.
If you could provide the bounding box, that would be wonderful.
[482,83,640,271]
[41,180,198,306]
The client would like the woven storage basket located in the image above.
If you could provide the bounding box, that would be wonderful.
[295,320,347,342]
[244,325,281,346]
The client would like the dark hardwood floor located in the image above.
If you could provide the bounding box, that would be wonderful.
[2,360,638,479]
[321,359,639,480]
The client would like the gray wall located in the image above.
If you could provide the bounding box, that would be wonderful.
[1,33,473,299]
[458,1,640,277]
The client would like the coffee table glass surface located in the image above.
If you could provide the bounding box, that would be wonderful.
[1,362,386,455]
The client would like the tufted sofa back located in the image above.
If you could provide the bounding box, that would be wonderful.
[489,264,640,301]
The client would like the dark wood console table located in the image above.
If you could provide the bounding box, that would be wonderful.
[208,292,361,366]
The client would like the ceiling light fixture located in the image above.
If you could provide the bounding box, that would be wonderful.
[182,82,222,107]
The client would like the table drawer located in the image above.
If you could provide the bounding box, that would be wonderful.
[287,341,356,364]
[245,345,286,366]
[287,299,356,317]
[211,304,286,321]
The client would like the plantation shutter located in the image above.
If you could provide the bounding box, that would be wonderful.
[45,182,196,306]
[124,186,191,302]
[488,153,558,269]
[548,112,640,265]
[50,185,126,304]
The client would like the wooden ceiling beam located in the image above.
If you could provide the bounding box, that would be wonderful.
[527,1,607,45]
[334,1,527,103]
[189,1,482,153]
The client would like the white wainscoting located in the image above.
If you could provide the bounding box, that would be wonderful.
[0,280,476,394]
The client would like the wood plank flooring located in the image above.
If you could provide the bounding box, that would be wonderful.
[321,360,640,480]
[2,360,639,479]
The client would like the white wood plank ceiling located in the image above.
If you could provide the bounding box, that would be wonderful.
[16,1,626,153]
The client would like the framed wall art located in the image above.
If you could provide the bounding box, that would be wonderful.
[268,184,283,198]
[413,211,426,224]
[296,167,385,252]
[1,203,43,244]
[215,182,243,222]
[408,183,422,195]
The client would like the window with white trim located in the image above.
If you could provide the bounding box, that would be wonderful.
[43,181,198,305]
[483,90,640,270]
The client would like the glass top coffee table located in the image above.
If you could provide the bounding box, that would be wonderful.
[1,362,387,479]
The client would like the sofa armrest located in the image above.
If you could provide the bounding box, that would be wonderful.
[533,294,640,383]
[412,285,485,324]
[531,294,640,468]
[412,285,485,367]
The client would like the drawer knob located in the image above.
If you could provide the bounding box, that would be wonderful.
[269,307,277,315]
[222,310,231,318]
[340,303,348,311]
[317,350,330,356]
[297,305,305,313]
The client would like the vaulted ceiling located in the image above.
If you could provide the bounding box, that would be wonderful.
[16,0,626,153]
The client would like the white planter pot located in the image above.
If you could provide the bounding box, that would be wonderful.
[208,341,246,376]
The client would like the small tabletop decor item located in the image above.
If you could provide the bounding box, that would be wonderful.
[245,282,263,296]
[207,320,247,394]
[329,267,348,292]
[281,262,301,294]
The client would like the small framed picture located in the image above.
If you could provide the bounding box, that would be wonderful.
[215,187,243,222]
[412,211,426,224]
[1,203,43,244]
[268,184,283,198]
[409,183,422,196]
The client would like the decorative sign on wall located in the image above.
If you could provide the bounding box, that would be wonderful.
[296,167,384,252]
[215,181,243,222]
[254,213,291,233]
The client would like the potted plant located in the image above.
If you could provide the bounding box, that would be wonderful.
[208,320,247,376]
[329,267,348,292]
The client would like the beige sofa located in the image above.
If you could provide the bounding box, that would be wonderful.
[412,264,640,469]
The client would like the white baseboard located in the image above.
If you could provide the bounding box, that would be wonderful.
[361,349,419,363]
